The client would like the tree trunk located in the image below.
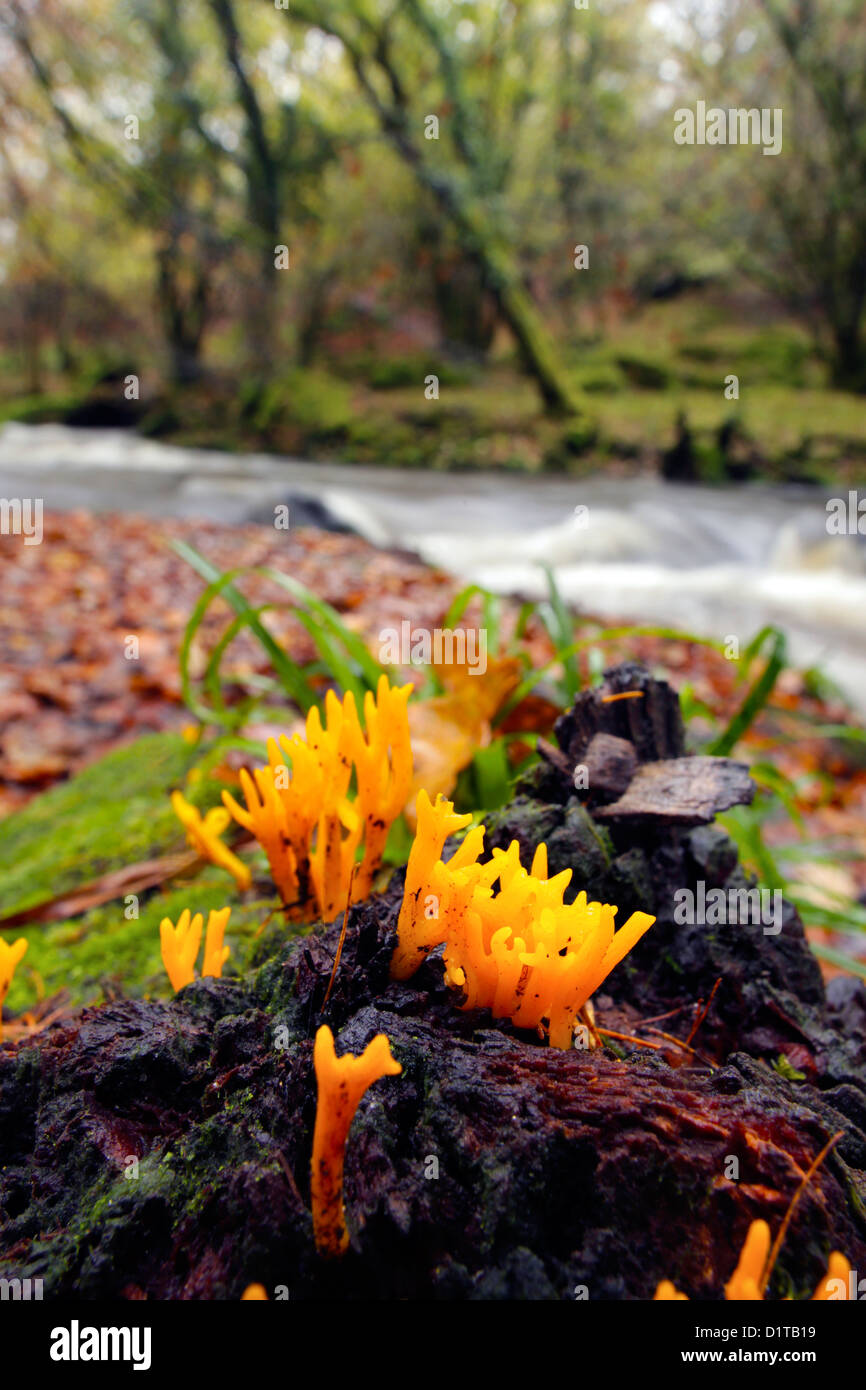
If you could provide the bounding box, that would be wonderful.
[411,160,582,415]
[830,318,866,392]
[209,0,282,378]
[156,242,209,386]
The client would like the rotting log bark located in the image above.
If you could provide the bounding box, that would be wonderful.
[1,663,864,1300]
[593,755,754,826]
[1,893,864,1301]
[554,661,686,766]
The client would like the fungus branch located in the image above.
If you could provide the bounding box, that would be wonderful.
[160,907,232,992]
[171,791,251,891]
[223,676,412,923]
[310,1024,402,1257]
[0,937,28,1041]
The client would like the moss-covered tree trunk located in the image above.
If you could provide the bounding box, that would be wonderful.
[286,0,583,420]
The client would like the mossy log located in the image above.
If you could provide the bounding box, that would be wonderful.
[1,666,865,1299]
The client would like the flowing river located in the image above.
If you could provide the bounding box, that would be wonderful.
[2,422,864,710]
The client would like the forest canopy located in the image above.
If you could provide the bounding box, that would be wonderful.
[0,0,863,459]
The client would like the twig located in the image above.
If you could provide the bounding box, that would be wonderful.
[645,1028,697,1055]
[686,977,722,1047]
[639,1002,698,1027]
[759,1129,844,1296]
[578,1002,603,1049]
[274,1148,305,1211]
[323,864,356,1009]
[596,1027,663,1051]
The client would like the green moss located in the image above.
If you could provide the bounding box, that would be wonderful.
[0,389,94,426]
[0,733,211,922]
[279,369,353,436]
[0,730,306,1009]
[7,868,277,1011]
[772,1055,807,1082]
[614,354,674,390]
[365,355,476,390]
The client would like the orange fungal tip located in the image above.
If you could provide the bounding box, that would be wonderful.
[657,1219,851,1302]
[160,908,232,993]
[654,1279,688,1301]
[812,1251,851,1301]
[0,937,28,1042]
[171,790,251,892]
[310,1024,401,1258]
[724,1219,771,1301]
[241,1283,268,1300]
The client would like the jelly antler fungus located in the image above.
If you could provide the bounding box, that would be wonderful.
[390,788,483,980]
[724,1217,771,1300]
[0,937,28,1041]
[223,679,412,923]
[654,1221,851,1301]
[392,794,654,1048]
[812,1252,852,1301]
[311,1024,401,1257]
[160,907,231,992]
[344,676,413,897]
[171,791,251,892]
[201,907,231,980]
[653,1280,688,1301]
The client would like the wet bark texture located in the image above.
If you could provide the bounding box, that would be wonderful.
[2,664,865,1300]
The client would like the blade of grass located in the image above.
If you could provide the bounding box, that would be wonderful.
[203,603,286,722]
[290,608,367,707]
[481,590,502,657]
[808,942,866,980]
[709,625,787,757]
[172,541,319,714]
[495,625,724,725]
[471,739,513,811]
[540,564,580,701]
[512,599,538,647]
[263,568,385,691]
[443,583,485,629]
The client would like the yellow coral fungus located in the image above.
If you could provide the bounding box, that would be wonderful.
[0,937,28,1041]
[391,788,480,979]
[310,1024,402,1258]
[201,906,231,980]
[343,677,413,896]
[160,908,231,992]
[653,1279,688,1301]
[724,1217,771,1300]
[171,791,251,891]
[812,1251,852,1300]
[223,677,412,923]
[654,1221,851,1301]
[392,794,655,1048]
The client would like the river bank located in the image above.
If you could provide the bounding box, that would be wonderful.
[2,421,864,710]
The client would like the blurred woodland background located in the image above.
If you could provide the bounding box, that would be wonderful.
[0,0,864,479]
[2,0,866,999]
